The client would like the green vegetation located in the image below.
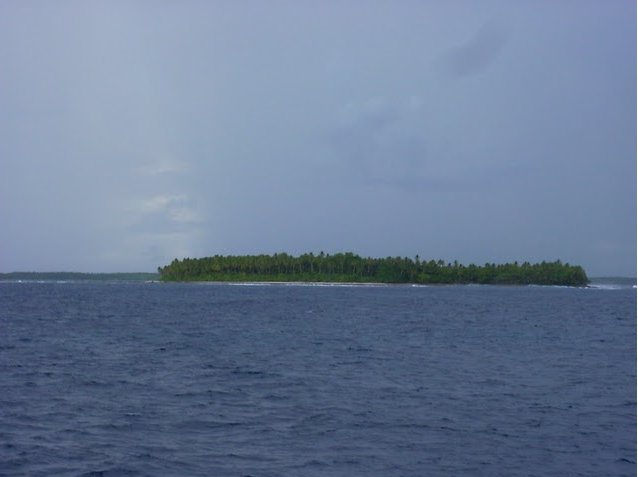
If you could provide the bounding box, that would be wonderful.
[0,272,159,281]
[158,252,589,286]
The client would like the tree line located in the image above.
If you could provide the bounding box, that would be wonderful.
[158,252,589,286]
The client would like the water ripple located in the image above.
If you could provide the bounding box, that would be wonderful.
[0,282,635,476]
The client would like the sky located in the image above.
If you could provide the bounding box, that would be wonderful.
[0,1,635,276]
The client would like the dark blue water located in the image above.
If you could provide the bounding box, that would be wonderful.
[1,281,635,476]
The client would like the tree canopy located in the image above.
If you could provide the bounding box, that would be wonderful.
[158,252,589,287]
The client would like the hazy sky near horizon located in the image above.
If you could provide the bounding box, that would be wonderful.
[1,1,635,275]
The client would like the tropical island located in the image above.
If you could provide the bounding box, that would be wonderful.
[158,252,589,286]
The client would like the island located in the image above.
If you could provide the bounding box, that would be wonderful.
[0,272,159,282]
[158,252,589,287]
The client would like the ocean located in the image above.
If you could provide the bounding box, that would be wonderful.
[0,280,635,476]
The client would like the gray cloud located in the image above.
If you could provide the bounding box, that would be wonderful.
[442,20,509,77]
[325,96,430,187]
[0,1,634,276]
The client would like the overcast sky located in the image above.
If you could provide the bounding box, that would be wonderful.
[1,1,635,276]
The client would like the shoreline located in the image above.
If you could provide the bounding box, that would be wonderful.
[161,279,593,289]
[2,279,632,289]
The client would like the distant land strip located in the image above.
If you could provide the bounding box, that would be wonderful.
[158,252,589,287]
[0,272,159,281]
